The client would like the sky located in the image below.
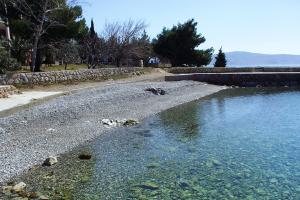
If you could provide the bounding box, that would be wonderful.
[82,0,300,55]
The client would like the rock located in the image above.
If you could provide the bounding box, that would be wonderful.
[0,127,5,134]
[12,182,26,193]
[78,153,92,160]
[46,128,56,133]
[206,159,221,168]
[102,119,138,127]
[145,87,166,95]
[123,119,139,126]
[270,178,278,184]
[101,119,118,127]
[39,195,49,200]
[179,180,190,189]
[2,185,13,194]
[28,192,39,198]
[43,156,58,166]
[139,181,159,190]
[146,163,160,169]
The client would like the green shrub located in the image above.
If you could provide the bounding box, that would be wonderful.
[0,39,21,74]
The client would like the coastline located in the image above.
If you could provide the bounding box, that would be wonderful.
[0,78,226,185]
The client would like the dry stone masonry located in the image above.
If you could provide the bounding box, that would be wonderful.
[0,85,21,98]
[0,67,143,86]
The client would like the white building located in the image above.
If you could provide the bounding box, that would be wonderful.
[0,17,8,39]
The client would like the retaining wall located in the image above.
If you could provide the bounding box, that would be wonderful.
[167,67,300,74]
[0,67,143,86]
[166,73,300,87]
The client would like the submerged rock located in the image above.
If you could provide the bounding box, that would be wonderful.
[206,159,222,168]
[78,153,92,160]
[43,156,58,166]
[138,181,160,190]
[146,163,160,169]
[178,180,190,189]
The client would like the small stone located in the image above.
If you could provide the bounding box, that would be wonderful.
[28,192,39,198]
[43,156,58,166]
[270,178,278,184]
[46,128,56,133]
[39,195,49,200]
[2,185,13,194]
[12,182,26,193]
[146,163,160,169]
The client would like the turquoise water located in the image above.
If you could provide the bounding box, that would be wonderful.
[6,88,300,199]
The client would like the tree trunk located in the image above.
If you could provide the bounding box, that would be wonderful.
[116,58,120,67]
[31,34,40,72]
[34,48,43,72]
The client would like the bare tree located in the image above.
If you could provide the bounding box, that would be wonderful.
[79,19,105,69]
[103,20,147,67]
[4,0,77,71]
[56,40,80,70]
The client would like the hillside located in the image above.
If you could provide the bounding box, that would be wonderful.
[210,51,300,67]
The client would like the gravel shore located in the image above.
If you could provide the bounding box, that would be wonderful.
[0,79,225,184]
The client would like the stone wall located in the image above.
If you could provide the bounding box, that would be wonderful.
[167,67,300,74]
[0,85,21,98]
[166,72,300,87]
[0,67,144,86]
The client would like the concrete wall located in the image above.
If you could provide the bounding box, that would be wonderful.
[167,67,300,74]
[0,67,143,86]
[166,73,300,87]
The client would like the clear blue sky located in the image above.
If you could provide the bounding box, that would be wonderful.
[82,0,300,54]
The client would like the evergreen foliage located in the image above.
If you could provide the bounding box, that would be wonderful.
[153,19,213,67]
[214,48,227,67]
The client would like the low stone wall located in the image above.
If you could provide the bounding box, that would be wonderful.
[166,73,300,87]
[167,67,300,74]
[0,67,144,86]
[0,85,21,98]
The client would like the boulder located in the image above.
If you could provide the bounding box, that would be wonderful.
[43,156,58,166]
[145,87,166,95]
[12,182,26,193]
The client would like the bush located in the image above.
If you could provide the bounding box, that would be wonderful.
[0,39,21,74]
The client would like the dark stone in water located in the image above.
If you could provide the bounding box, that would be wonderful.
[78,154,92,160]
[133,130,153,137]
[138,181,160,190]
[179,180,190,188]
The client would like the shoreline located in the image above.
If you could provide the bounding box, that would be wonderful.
[0,78,226,185]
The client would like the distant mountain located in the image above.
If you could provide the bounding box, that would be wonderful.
[210,51,300,67]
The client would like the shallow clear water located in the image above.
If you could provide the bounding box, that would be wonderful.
[7,88,300,199]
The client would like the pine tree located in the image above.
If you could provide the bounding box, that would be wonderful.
[153,19,213,67]
[214,48,227,67]
[90,19,96,37]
